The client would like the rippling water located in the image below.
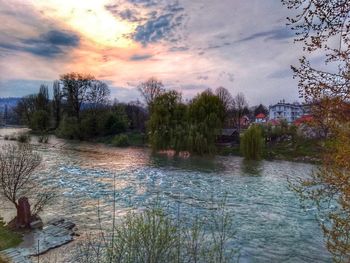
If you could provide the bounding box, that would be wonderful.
[0,128,331,262]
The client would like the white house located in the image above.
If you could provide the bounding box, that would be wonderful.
[269,100,307,123]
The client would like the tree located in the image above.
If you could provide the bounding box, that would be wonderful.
[254,104,268,117]
[36,85,49,112]
[188,91,225,155]
[233,93,248,132]
[240,125,264,160]
[215,87,233,115]
[282,0,350,260]
[52,80,61,129]
[86,80,110,113]
[60,72,95,122]
[138,77,165,107]
[148,91,187,152]
[0,144,53,228]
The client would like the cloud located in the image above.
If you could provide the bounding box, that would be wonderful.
[129,54,153,61]
[0,30,79,57]
[132,1,185,45]
[237,28,294,43]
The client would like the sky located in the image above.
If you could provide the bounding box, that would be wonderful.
[0,0,321,105]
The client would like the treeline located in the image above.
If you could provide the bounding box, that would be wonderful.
[15,73,147,142]
[15,73,271,155]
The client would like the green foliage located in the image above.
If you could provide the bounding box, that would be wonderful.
[101,110,128,136]
[148,90,225,155]
[57,116,80,139]
[240,125,264,160]
[30,110,50,132]
[75,203,239,263]
[112,134,129,147]
[0,216,22,251]
[187,92,225,155]
[148,91,187,152]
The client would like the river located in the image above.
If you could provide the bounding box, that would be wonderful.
[0,128,331,262]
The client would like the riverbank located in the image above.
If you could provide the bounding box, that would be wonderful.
[1,127,323,164]
[219,138,323,164]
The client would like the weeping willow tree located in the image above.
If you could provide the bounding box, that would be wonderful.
[240,125,264,160]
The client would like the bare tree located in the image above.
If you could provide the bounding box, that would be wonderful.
[233,92,248,132]
[86,80,111,113]
[0,144,53,227]
[215,87,233,114]
[138,77,165,107]
[60,72,95,122]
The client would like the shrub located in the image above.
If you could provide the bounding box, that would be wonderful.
[56,116,79,139]
[30,110,50,132]
[240,125,264,160]
[74,204,239,263]
[38,134,49,143]
[17,133,30,143]
[112,134,129,147]
[3,135,9,140]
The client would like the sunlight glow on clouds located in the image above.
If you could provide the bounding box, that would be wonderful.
[0,0,316,104]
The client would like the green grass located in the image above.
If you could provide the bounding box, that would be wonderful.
[263,138,324,163]
[96,131,146,147]
[0,225,22,251]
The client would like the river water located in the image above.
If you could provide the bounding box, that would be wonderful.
[0,128,331,262]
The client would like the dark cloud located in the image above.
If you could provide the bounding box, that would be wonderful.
[105,4,142,22]
[0,30,79,57]
[129,54,153,61]
[237,28,294,43]
[131,1,185,45]
[168,46,189,52]
[197,75,209,80]
[133,13,182,45]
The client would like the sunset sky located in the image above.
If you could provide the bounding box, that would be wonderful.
[0,0,323,104]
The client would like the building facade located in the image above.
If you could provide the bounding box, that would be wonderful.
[269,100,307,123]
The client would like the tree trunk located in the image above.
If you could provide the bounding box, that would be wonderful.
[16,197,31,228]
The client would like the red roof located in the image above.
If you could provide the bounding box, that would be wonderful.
[268,119,280,126]
[294,115,314,126]
[256,113,266,119]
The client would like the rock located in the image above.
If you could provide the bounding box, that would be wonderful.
[17,197,31,228]
[30,220,43,229]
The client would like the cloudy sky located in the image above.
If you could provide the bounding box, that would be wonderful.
[0,0,317,105]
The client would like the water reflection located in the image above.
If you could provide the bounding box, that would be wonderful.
[241,160,263,176]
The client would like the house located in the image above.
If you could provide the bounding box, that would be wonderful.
[255,113,267,123]
[293,114,314,126]
[217,129,239,144]
[269,100,306,123]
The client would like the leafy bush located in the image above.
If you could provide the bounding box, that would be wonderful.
[240,125,264,160]
[74,203,239,263]
[56,116,79,139]
[112,134,129,147]
[30,110,50,132]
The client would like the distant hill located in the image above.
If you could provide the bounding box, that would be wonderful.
[0,97,20,111]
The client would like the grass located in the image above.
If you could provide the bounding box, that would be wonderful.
[96,131,146,147]
[0,224,22,251]
[263,138,324,163]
